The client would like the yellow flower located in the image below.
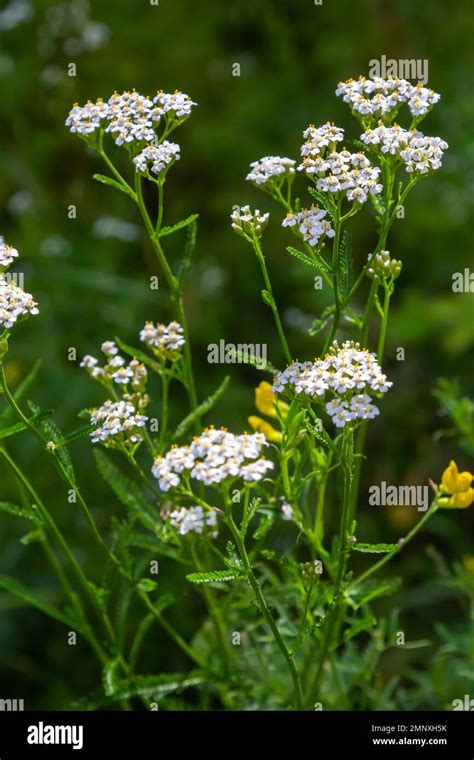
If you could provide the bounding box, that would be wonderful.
[447,489,474,509]
[438,460,473,509]
[255,381,289,419]
[441,460,473,494]
[248,415,282,443]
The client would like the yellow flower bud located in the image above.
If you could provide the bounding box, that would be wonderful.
[255,381,289,419]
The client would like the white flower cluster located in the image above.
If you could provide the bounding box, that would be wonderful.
[139,320,185,355]
[367,250,402,281]
[152,428,274,491]
[282,205,335,247]
[0,241,38,329]
[90,399,148,446]
[300,123,345,158]
[299,148,382,204]
[335,77,440,119]
[80,340,148,391]
[133,141,180,176]
[325,394,380,428]
[156,90,196,118]
[66,89,196,145]
[231,205,269,238]
[0,279,39,329]
[169,505,218,537]
[272,341,392,428]
[246,156,296,186]
[361,124,448,175]
[0,242,19,269]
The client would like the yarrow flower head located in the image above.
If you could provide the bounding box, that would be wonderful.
[152,427,274,492]
[169,505,218,537]
[139,320,185,359]
[80,338,149,412]
[335,76,440,123]
[361,124,448,175]
[90,399,148,448]
[0,239,38,330]
[367,250,402,282]
[0,241,19,271]
[231,205,269,239]
[0,280,39,329]
[246,156,296,187]
[133,141,180,178]
[282,205,335,247]
[272,341,392,428]
[298,145,383,204]
[154,90,197,119]
[66,89,196,146]
[300,122,345,158]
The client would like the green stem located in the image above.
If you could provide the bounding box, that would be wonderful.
[134,173,199,418]
[0,363,119,570]
[190,544,231,678]
[0,447,112,657]
[322,202,342,353]
[252,237,292,364]
[309,426,353,704]
[377,285,392,361]
[225,507,303,709]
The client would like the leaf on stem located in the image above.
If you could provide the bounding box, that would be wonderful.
[307,186,337,220]
[114,337,162,373]
[186,569,243,584]
[337,231,352,302]
[93,174,134,198]
[261,289,275,308]
[28,401,75,481]
[171,375,230,441]
[0,359,42,423]
[0,574,77,628]
[0,501,38,521]
[177,219,198,286]
[159,213,199,238]
[93,449,156,530]
[287,246,330,272]
[353,542,398,554]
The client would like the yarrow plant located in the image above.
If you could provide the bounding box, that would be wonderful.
[0,74,468,713]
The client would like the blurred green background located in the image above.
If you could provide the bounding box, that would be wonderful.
[0,0,472,708]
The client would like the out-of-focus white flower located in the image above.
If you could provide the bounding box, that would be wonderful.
[273,341,392,429]
[101,340,119,357]
[152,428,273,492]
[0,277,39,329]
[169,505,218,537]
[282,205,335,247]
[90,399,148,447]
[231,205,269,238]
[0,241,19,269]
[140,320,185,356]
[246,156,296,186]
[133,141,180,177]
